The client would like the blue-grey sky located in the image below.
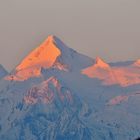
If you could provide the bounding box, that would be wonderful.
[0,0,140,71]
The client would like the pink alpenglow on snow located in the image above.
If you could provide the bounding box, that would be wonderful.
[82,57,140,87]
[5,36,68,81]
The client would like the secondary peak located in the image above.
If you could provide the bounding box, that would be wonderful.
[95,57,110,68]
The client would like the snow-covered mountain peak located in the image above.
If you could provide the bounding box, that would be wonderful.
[94,57,110,68]
[82,57,140,87]
[16,35,61,71]
[81,57,110,79]
[5,36,69,81]
[5,36,93,81]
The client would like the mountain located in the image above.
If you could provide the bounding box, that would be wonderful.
[0,64,8,79]
[81,57,117,85]
[0,35,140,140]
[0,76,93,140]
[5,35,93,81]
[94,57,110,68]
[82,58,140,87]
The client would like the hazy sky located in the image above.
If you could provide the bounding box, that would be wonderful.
[0,0,140,71]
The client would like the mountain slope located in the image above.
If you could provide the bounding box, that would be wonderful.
[0,76,93,140]
[0,64,8,79]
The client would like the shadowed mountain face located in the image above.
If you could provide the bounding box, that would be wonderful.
[135,138,140,140]
[0,36,140,140]
[0,65,8,79]
[0,76,92,140]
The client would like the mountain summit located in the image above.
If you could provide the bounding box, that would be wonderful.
[5,35,93,81]
[16,35,61,71]
[82,57,140,87]
[6,35,61,80]
[94,57,110,68]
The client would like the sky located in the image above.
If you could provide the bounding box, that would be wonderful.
[0,0,140,71]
